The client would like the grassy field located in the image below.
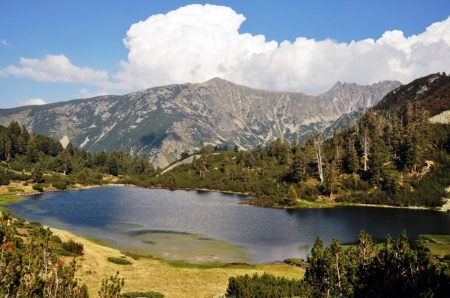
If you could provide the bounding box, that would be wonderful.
[421,234,450,258]
[52,228,304,298]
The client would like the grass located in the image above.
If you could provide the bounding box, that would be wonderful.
[421,234,450,258]
[51,227,304,298]
[107,256,132,265]
[160,259,224,269]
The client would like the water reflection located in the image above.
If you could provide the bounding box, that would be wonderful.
[8,187,450,263]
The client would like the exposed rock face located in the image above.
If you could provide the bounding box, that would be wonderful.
[0,78,400,167]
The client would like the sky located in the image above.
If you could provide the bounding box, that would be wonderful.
[1,1,450,109]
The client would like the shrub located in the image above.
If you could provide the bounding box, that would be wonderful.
[52,180,67,190]
[0,170,10,185]
[249,195,285,207]
[284,258,307,267]
[12,218,25,227]
[32,184,44,192]
[299,184,319,201]
[107,257,132,265]
[62,239,84,255]
[121,291,164,298]
[27,221,43,228]
[52,235,62,243]
[226,273,305,297]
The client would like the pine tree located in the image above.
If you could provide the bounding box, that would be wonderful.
[285,185,298,206]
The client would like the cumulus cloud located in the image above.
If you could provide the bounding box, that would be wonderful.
[2,4,450,95]
[17,98,46,107]
[2,54,109,85]
[116,4,450,94]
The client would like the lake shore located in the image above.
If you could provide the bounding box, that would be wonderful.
[49,227,305,298]
[2,179,447,214]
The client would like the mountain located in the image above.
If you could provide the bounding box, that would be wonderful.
[0,78,400,167]
[374,72,450,116]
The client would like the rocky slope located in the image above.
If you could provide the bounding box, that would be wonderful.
[0,78,400,167]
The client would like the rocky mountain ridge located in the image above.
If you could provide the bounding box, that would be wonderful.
[0,78,400,167]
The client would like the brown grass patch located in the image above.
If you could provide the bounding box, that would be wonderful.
[51,228,304,298]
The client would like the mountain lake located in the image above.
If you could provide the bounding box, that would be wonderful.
[8,187,450,264]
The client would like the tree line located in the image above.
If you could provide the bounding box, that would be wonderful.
[226,231,450,297]
[0,121,155,190]
[145,99,450,208]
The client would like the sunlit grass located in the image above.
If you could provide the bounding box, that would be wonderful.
[51,227,305,297]
[421,234,450,258]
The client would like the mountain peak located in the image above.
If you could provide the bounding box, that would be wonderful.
[0,76,401,168]
[203,77,232,85]
[332,81,343,89]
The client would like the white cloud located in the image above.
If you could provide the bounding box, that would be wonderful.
[1,40,8,46]
[2,5,450,95]
[2,54,109,85]
[115,4,450,94]
[17,98,46,107]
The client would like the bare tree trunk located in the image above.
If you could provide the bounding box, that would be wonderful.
[363,131,370,171]
[315,135,324,183]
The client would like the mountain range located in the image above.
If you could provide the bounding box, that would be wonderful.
[0,78,400,167]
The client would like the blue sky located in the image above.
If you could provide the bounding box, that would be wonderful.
[1,0,450,109]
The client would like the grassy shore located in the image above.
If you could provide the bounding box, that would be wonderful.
[52,228,304,298]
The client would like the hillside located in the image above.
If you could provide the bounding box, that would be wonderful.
[374,72,450,116]
[0,78,400,167]
[145,73,450,209]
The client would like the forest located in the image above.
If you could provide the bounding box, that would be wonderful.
[226,231,450,297]
[141,101,450,208]
[1,88,450,209]
[0,121,155,191]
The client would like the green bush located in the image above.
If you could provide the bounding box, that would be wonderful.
[284,258,307,267]
[0,170,10,185]
[52,180,67,190]
[121,291,164,298]
[107,257,132,265]
[26,221,43,228]
[299,184,319,201]
[12,218,25,227]
[226,273,305,297]
[52,235,62,243]
[32,184,44,192]
[62,239,84,255]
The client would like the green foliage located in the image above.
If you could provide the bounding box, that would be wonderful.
[99,271,125,298]
[61,239,84,255]
[248,195,284,207]
[32,184,44,192]
[107,257,132,265]
[0,169,10,185]
[0,213,89,297]
[0,121,156,188]
[284,258,307,267]
[52,179,67,190]
[285,185,298,206]
[228,231,450,297]
[121,291,164,298]
[31,164,44,183]
[303,231,450,297]
[226,273,306,297]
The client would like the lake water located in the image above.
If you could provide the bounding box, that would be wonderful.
[8,187,450,263]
